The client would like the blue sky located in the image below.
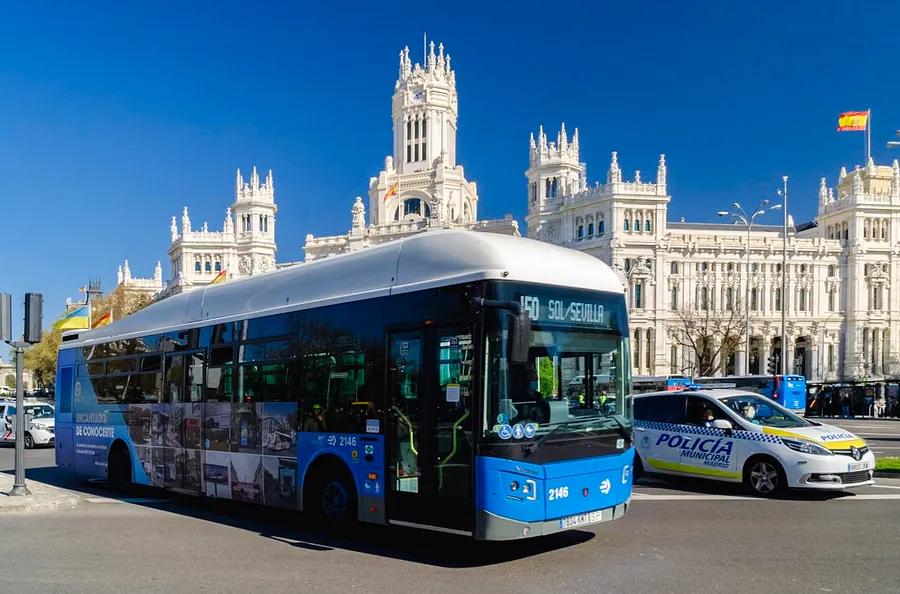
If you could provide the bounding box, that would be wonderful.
[2,0,899,359]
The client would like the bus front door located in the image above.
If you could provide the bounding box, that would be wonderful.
[386,329,474,534]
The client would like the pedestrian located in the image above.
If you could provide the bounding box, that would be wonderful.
[840,391,851,419]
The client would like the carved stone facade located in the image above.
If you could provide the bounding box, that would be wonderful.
[528,127,900,384]
[162,166,278,296]
[304,41,518,261]
[114,259,164,301]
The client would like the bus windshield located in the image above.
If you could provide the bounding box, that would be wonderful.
[483,283,631,441]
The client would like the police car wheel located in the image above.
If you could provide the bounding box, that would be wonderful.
[23,432,34,449]
[633,455,645,480]
[744,457,786,497]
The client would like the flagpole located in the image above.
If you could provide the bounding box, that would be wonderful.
[866,109,872,164]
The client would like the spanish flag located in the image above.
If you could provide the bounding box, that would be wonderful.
[92,311,112,329]
[837,110,868,132]
[383,182,399,202]
[54,306,90,331]
[210,269,228,285]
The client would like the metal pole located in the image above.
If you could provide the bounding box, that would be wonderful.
[9,343,30,496]
[781,177,788,380]
[745,221,751,374]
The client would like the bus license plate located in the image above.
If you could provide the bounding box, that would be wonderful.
[848,461,870,472]
[559,510,603,529]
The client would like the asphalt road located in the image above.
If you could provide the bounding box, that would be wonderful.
[822,417,900,458]
[1,438,899,594]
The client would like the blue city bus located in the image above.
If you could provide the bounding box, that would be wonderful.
[631,375,693,394]
[693,375,807,411]
[55,231,633,540]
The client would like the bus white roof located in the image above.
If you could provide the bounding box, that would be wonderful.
[62,230,624,348]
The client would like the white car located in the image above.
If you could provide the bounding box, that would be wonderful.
[0,401,55,449]
[633,388,875,496]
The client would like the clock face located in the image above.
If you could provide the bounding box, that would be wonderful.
[412,89,425,102]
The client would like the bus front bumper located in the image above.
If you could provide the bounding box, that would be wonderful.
[475,498,630,541]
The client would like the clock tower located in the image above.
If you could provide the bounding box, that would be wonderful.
[365,41,477,227]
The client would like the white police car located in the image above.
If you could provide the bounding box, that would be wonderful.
[0,401,56,449]
[633,388,875,496]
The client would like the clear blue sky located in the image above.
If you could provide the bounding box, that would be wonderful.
[2,0,899,360]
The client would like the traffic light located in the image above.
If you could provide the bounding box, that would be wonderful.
[0,293,11,343]
[766,354,778,375]
[24,292,43,344]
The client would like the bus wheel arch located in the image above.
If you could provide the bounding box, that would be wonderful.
[303,454,357,524]
[743,454,787,497]
[107,439,133,490]
[633,452,645,480]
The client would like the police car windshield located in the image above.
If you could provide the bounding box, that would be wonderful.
[720,395,811,428]
[24,405,54,419]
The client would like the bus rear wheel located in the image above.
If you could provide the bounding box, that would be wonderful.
[307,468,357,526]
[108,442,133,492]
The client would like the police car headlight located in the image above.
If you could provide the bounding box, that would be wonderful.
[32,422,49,431]
[781,438,832,456]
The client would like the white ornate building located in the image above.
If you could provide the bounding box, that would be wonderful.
[115,259,164,300]
[160,166,278,295]
[527,124,900,384]
[304,41,517,260]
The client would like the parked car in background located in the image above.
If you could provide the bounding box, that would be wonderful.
[0,401,56,448]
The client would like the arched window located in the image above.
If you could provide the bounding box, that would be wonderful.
[827,265,835,277]
[404,198,422,217]
[645,219,652,232]
[670,262,679,274]
[624,219,630,232]
[587,222,594,237]
[577,225,584,239]
[598,221,605,235]
[633,219,640,232]
[393,207,400,221]
[700,287,709,310]
[670,285,679,310]
[194,261,201,273]
[204,261,211,273]
[214,261,222,272]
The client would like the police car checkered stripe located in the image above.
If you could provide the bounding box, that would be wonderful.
[634,420,781,444]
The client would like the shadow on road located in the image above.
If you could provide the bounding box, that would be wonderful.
[634,475,856,501]
[5,464,596,568]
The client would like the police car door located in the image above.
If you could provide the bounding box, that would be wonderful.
[634,393,686,475]
[679,395,741,480]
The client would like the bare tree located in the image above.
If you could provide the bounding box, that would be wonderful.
[670,298,746,377]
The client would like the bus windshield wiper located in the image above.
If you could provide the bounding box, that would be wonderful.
[523,418,593,457]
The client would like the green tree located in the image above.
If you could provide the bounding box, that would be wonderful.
[23,328,61,389]
[4,375,14,389]
[538,357,555,397]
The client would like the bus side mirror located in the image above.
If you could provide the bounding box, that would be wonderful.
[509,310,531,364]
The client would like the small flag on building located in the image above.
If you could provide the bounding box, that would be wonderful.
[210,269,228,285]
[837,110,869,132]
[383,182,399,201]
[53,306,90,331]
[92,311,112,329]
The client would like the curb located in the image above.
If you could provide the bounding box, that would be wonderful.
[874,471,900,479]
[0,493,79,513]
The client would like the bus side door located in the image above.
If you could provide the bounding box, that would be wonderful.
[386,328,474,534]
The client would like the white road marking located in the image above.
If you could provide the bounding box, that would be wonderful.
[872,485,900,490]
[632,493,759,501]
[835,494,900,500]
[856,433,900,437]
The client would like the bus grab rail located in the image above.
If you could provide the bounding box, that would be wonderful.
[390,405,418,456]
[438,410,470,489]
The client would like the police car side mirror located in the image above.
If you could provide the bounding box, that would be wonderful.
[711,419,733,431]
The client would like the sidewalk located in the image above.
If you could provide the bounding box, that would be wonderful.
[0,471,79,513]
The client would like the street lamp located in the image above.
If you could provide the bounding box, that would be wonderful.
[887,130,899,149]
[718,200,782,375]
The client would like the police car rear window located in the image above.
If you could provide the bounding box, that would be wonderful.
[634,394,685,423]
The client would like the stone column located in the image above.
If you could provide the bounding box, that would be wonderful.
[735,340,747,376]
[759,339,770,376]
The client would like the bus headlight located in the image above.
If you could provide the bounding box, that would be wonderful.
[781,438,832,456]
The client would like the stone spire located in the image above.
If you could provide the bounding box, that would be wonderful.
[117,264,124,285]
[657,154,667,188]
[224,207,234,234]
[170,216,178,242]
[529,131,536,151]
[819,177,828,204]
[558,122,568,152]
[828,188,835,203]
[250,166,260,191]
[266,169,274,191]
[840,166,847,180]
[572,127,580,153]
[181,207,191,234]
[853,167,863,194]
[867,156,876,174]
[634,170,641,183]
[235,168,243,194]
[123,259,131,282]
[607,151,622,184]
[154,261,162,282]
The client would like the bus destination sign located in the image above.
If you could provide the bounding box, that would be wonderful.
[520,295,609,327]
